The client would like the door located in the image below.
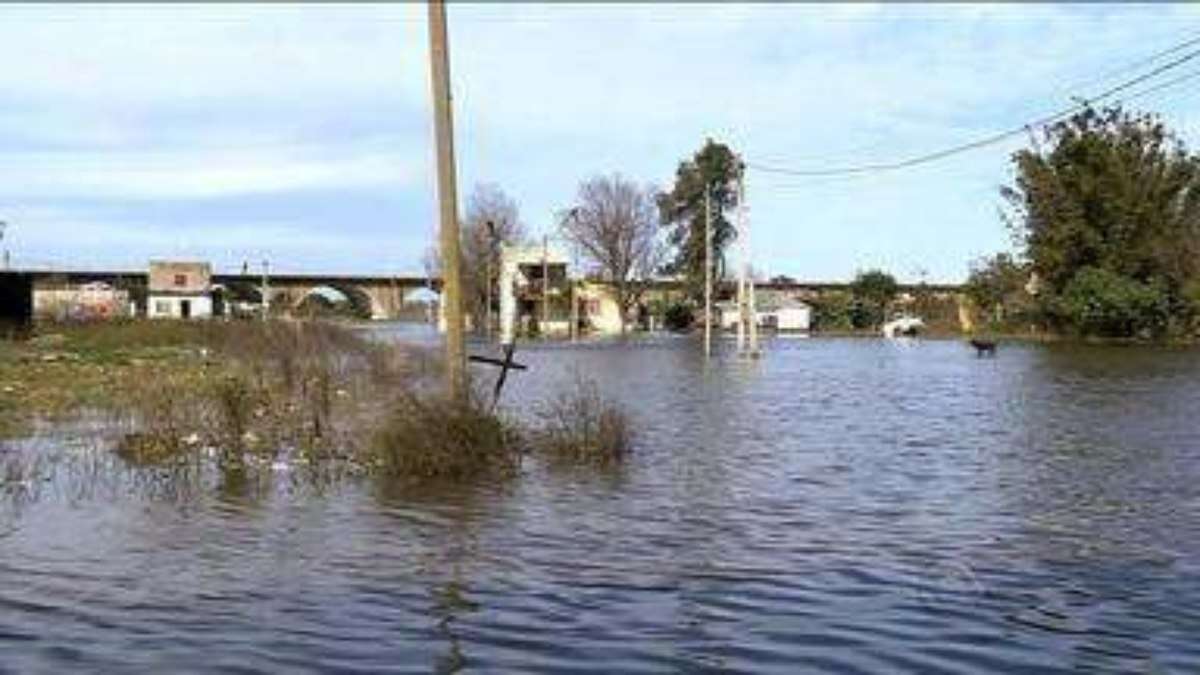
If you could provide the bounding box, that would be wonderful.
[180,299,191,319]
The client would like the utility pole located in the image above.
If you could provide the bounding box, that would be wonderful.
[261,258,270,321]
[428,0,467,399]
[736,171,747,353]
[541,234,550,335]
[485,220,496,340]
[704,186,713,358]
[746,171,760,357]
[0,220,7,271]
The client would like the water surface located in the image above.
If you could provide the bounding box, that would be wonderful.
[3,328,1199,673]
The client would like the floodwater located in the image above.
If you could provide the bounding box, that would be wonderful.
[3,326,1200,673]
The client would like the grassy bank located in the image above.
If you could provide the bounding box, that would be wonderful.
[1,320,631,484]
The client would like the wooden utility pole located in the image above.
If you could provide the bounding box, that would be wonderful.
[261,258,270,321]
[704,187,713,358]
[736,171,747,353]
[541,234,550,334]
[745,169,760,356]
[428,0,467,398]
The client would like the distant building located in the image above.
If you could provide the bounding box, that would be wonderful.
[33,280,131,322]
[496,244,573,341]
[718,295,811,332]
[147,261,213,319]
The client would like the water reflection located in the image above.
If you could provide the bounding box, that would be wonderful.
[2,330,1199,672]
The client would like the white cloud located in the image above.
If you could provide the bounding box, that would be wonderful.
[2,3,1198,280]
[0,144,421,200]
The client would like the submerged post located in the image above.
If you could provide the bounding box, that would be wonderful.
[704,186,713,358]
[428,0,467,399]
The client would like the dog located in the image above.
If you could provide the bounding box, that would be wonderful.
[968,338,997,357]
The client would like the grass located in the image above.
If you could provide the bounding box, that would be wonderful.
[531,374,631,468]
[368,388,523,482]
[2,319,635,489]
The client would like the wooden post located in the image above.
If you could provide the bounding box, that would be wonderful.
[261,259,270,321]
[428,0,467,398]
[736,170,747,353]
[704,187,712,358]
[541,234,549,335]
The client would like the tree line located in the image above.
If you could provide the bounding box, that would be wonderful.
[968,104,1200,339]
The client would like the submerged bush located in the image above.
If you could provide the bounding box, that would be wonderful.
[368,389,522,482]
[533,376,630,467]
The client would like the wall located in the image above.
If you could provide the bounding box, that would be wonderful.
[148,294,213,319]
[149,261,212,294]
[33,287,131,321]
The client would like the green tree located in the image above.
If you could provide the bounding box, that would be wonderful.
[658,139,742,300]
[1003,104,1200,336]
[849,269,898,329]
[965,253,1030,323]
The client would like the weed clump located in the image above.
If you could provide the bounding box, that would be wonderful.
[533,376,631,467]
[369,389,522,482]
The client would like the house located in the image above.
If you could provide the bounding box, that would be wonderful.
[717,295,812,332]
[147,261,213,319]
[496,244,573,340]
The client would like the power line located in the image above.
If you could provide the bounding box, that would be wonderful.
[748,44,1200,179]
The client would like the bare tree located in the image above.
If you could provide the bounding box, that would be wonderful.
[560,174,663,333]
[462,184,525,332]
[424,184,526,333]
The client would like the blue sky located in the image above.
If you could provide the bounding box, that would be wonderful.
[1,3,1198,282]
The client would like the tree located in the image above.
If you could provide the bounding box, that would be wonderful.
[1058,266,1169,337]
[658,139,742,300]
[849,269,898,328]
[560,174,663,333]
[965,253,1030,323]
[462,184,525,332]
[426,183,526,333]
[1003,104,1200,336]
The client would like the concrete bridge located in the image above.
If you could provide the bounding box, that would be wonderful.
[2,269,440,323]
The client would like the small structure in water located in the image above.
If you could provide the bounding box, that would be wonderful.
[882,314,924,338]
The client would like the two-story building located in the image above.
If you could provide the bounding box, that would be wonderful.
[147,261,213,319]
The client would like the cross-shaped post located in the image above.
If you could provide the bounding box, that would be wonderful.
[467,342,528,410]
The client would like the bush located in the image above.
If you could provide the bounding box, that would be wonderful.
[663,302,694,332]
[1057,267,1170,337]
[533,376,630,467]
[369,389,522,481]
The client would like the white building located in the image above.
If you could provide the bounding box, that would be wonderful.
[147,261,213,319]
[718,296,811,332]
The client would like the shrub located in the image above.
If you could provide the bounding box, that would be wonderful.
[663,302,694,332]
[811,291,854,331]
[1057,267,1170,337]
[368,389,522,481]
[533,376,630,467]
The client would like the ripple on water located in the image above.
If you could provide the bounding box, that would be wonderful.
[2,336,1200,672]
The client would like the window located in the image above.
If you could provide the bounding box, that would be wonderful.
[155,300,172,316]
[173,274,187,287]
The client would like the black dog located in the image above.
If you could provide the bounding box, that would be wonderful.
[969,338,997,357]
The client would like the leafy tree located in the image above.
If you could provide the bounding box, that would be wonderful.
[1003,104,1200,336]
[965,253,1030,323]
[811,290,854,331]
[849,269,898,328]
[658,139,742,300]
[560,174,664,333]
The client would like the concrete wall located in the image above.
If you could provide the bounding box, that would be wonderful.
[33,287,131,321]
[148,294,212,319]
[149,261,211,294]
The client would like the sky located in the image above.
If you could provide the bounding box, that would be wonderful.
[1,3,1198,283]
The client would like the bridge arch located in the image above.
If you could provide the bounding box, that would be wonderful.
[293,284,379,320]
